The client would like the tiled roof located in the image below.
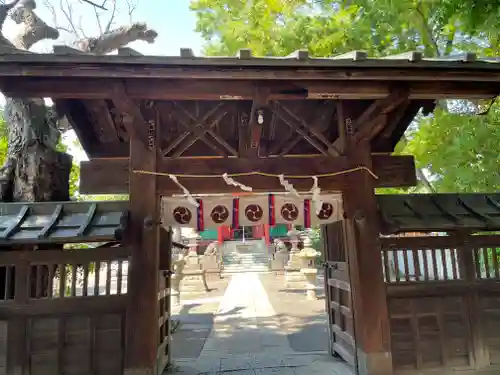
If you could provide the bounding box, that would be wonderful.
[0,201,129,245]
[377,193,500,234]
[0,47,499,70]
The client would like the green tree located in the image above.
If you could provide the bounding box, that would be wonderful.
[407,105,500,192]
[190,0,500,193]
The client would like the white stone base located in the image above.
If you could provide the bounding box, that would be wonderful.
[180,272,209,292]
[284,268,306,288]
[301,269,318,300]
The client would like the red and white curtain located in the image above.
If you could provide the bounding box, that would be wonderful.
[160,194,343,230]
[202,197,234,229]
[274,195,305,226]
[238,196,270,227]
[161,197,199,229]
[309,194,343,227]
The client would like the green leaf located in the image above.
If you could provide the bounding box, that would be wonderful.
[190,0,500,194]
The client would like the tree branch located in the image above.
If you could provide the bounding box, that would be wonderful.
[0,0,21,29]
[81,0,107,11]
[0,0,22,51]
[414,3,440,57]
[103,0,117,33]
[10,0,59,50]
[93,4,104,34]
[125,0,137,24]
[401,135,436,193]
[73,22,157,54]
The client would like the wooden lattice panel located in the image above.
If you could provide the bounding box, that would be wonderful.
[326,261,356,367]
[381,234,500,375]
[0,247,129,375]
[480,294,500,365]
[389,297,471,371]
[27,314,124,375]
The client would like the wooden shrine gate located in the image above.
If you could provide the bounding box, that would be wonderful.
[323,221,357,371]
[4,46,500,375]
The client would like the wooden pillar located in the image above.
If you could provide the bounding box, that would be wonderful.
[125,133,161,373]
[456,233,490,369]
[342,141,393,375]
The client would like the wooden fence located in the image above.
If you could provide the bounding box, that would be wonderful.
[0,246,130,375]
[380,235,500,375]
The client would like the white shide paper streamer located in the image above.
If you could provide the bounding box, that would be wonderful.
[222,173,253,192]
[278,174,300,198]
[168,174,199,207]
[309,176,323,214]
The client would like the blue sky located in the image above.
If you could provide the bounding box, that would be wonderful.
[2,0,206,161]
[4,0,205,55]
[124,0,204,55]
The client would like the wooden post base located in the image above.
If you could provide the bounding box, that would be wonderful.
[124,367,155,375]
[357,350,393,375]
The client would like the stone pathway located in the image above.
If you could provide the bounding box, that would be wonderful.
[173,273,353,375]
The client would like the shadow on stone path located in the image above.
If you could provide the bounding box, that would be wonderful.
[170,272,353,375]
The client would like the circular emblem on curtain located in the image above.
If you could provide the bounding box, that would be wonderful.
[211,205,230,224]
[280,203,299,221]
[244,204,264,222]
[173,206,192,224]
[316,202,334,220]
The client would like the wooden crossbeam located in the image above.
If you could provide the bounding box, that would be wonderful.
[271,102,333,156]
[273,102,340,156]
[378,100,411,140]
[168,102,234,157]
[85,100,121,143]
[353,89,409,143]
[111,85,150,148]
[253,86,272,154]
[79,155,417,195]
[0,77,498,100]
[0,57,498,83]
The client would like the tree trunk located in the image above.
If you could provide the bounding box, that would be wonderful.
[0,0,157,298]
[0,98,73,202]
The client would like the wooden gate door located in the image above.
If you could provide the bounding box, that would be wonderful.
[323,221,358,372]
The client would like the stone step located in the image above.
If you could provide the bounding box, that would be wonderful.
[223,262,269,267]
[221,267,270,274]
[223,263,269,268]
[222,255,269,265]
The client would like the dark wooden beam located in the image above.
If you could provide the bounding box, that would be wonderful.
[0,57,500,82]
[168,101,236,157]
[1,77,498,100]
[55,99,98,155]
[237,103,252,157]
[111,85,150,148]
[85,100,120,143]
[272,101,340,156]
[342,142,393,375]
[124,101,161,373]
[354,89,409,143]
[245,85,271,157]
[79,154,416,194]
[377,100,411,141]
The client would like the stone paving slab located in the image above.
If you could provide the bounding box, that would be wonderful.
[259,273,330,353]
[168,271,353,375]
[173,353,350,374]
[171,301,222,359]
